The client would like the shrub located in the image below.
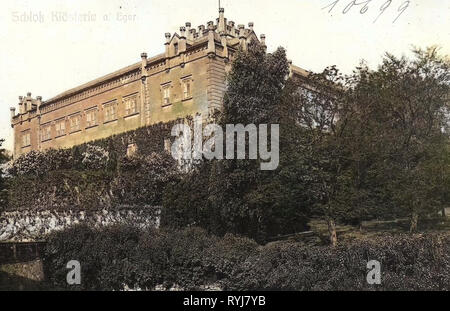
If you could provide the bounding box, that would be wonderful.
[111,152,180,206]
[225,234,450,291]
[80,145,110,171]
[7,170,114,211]
[43,225,450,291]
[44,224,142,290]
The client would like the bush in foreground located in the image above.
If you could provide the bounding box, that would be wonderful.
[43,225,450,291]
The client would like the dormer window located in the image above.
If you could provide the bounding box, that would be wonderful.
[174,43,179,55]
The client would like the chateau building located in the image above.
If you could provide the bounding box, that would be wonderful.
[10,8,309,157]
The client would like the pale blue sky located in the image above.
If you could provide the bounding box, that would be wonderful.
[1,0,449,152]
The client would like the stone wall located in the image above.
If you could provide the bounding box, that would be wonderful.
[0,259,44,282]
[0,206,160,242]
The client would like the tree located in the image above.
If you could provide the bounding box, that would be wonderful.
[0,139,11,211]
[346,48,450,232]
[163,42,311,242]
[289,47,449,244]
[285,65,357,246]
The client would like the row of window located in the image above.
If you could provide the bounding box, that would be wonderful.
[37,95,139,144]
[21,78,194,147]
[163,77,193,106]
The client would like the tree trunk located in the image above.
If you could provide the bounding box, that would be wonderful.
[442,208,446,218]
[409,212,418,233]
[327,218,338,247]
[358,220,364,232]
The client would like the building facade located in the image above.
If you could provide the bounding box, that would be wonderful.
[10,9,308,157]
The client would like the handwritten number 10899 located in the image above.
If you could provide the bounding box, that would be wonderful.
[322,0,411,23]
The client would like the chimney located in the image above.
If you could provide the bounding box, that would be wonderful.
[179,26,187,53]
[207,21,216,56]
[218,8,225,32]
[228,21,235,36]
[18,96,24,114]
[165,32,171,57]
[248,22,254,32]
[190,28,197,39]
[25,92,32,112]
[260,34,267,51]
[238,24,246,50]
[198,25,205,36]
[141,52,147,62]
[185,22,192,40]
[36,96,42,113]
[220,31,228,60]
[141,52,148,80]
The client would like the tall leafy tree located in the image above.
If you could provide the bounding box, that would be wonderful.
[346,48,450,232]
[0,139,10,211]
[289,47,449,244]
[288,66,354,246]
[163,42,312,242]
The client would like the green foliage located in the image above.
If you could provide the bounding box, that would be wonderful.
[43,224,450,291]
[8,121,178,178]
[44,224,143,290]
[284,47,450,244]
[8,170,114,211]
[227,234,450,291]
[342,48,450,232]
[5,46,449,245]
[0,139,11,212]
[221,42,289,124]
[112,152,180,206]
[43,225,259,291]
[5,122,181,211]
[162,42,310,242]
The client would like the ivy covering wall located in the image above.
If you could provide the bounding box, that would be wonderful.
[5,120,182,212]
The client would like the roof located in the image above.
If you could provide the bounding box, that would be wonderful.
[42,61,142,106]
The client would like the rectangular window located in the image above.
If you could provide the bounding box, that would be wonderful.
[22,131,31,147]
[162,85,171,106]
[86,109,97,128]
[182,78,192,100]
[40,125,51,142]
[69,114,81,133]
[55,119,66,137]
[124,95,138,116]
[104,102,117,123]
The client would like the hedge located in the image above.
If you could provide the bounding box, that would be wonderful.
[43,224,450,291]
[9,121,179,178]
